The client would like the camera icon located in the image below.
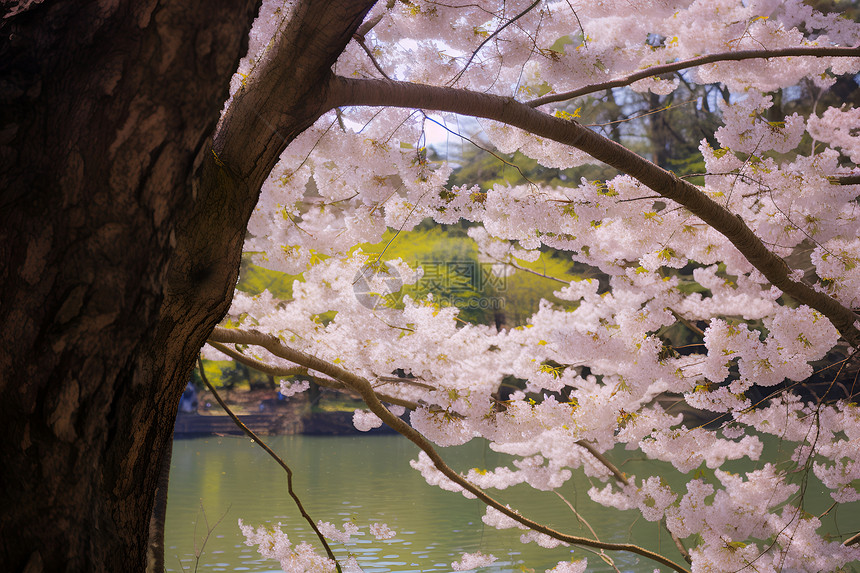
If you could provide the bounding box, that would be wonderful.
[352,262,403,310]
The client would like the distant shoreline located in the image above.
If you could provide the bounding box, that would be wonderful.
[174,409,396,437]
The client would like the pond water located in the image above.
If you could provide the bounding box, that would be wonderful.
[165,433,857,573]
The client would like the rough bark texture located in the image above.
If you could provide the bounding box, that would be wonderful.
[0,2,260,570]
[0,0,374,570]
[147,435,173,573]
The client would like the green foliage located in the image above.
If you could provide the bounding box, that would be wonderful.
[446,148,616,191]
[235,254,297,299]
[361,226,584,327]
[360,226,497,324]
[192,359,275,391]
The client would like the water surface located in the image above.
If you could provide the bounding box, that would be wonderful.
[166,433,857,572]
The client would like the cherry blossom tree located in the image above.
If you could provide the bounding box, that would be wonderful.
[1,1,372,570]
[207,1,860,572]
[3,0,859,571]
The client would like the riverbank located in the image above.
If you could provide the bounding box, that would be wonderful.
[174,387,395,437]
[176,386,723,437]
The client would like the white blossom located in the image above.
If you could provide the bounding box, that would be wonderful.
[451,551,497,571]
[369,522,396,540]
[352,409,383,432]
[228,2,860,572]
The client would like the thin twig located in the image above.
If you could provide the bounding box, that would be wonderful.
[375,375,437,390]
[527,45,860,108]
[192,503,230,573]
[423,114,539,187]
[576,440,628,485]
[355,37,392,80]
[666,518,692,564]
[668,309,706,338]
[207,341,308,376]
[449,0,543,85]
[205,340,421,410]
[585,99,695,128]
[196,356,342,569]
[564,0,586,49]
[829,175,860,186]
[505,259,570,284]
[580,428,690,563]
[553,491,620,573]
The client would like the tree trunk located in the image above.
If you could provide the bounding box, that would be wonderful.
[147,434,173,573]
[649,92,670,168]
[0,2,261,570]
[0,0,376,570]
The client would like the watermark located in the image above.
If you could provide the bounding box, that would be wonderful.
[419,261,507,293]
[432,295,506,310]
[352,262,404,310]
[353,260,507,310]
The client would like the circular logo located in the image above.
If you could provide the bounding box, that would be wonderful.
[352,262,403,310]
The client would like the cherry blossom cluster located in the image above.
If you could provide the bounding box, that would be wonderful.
[238,518,400,573]
[226,0,860,571]
[238,518,337,573]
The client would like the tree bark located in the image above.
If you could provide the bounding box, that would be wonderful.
[0,2,260,570]
[0,0,374,570]
[147,434,173,573]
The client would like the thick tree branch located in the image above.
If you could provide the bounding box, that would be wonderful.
[327,77,860,348]
[830,175,860,186]
[209,339,633,486]
[213,1,376,182]
[526,46,860,107]
[207,340,308,376]
[209,327,691,573]
[210,335,633,487]
[211,337,633,489]
[205,339,421,410]
[353,11,385,41]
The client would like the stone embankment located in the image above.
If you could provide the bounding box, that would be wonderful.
[174,388,394,436]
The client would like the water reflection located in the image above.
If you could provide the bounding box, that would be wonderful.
[166,434,856,572]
